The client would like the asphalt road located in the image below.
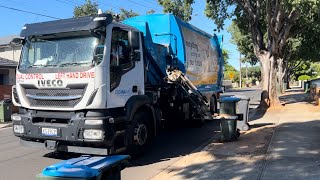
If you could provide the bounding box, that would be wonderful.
[0,87,261,180]
[223,87,262,109]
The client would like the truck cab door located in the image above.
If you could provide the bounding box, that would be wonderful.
[107,27,144,108]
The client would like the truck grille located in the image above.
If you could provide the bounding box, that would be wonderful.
[25,88,85,107]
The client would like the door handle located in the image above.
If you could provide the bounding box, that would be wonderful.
[132,85,138,93]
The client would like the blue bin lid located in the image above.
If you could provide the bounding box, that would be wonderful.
[42,155,130,178]
[218,96,241,103]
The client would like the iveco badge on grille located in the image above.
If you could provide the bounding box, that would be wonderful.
[38,80,63,87]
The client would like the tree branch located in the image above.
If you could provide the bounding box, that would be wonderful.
[234,0,255,19]
[272,0,280,28]
[256,0,261,18]
[267,0,276,51]
[292,60,303,70]
[288,26,307,38]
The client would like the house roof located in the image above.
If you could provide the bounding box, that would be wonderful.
[0,34,20,46]
[0,57,18,68]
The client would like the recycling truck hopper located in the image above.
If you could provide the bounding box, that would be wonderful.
[12,13,224,155]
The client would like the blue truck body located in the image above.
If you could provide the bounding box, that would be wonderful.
[123,14,224,91]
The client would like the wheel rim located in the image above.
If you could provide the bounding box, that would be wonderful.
[133,123,148,145]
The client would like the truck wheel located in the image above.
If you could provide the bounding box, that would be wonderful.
[126,111,152,156]
[210,96,217,114]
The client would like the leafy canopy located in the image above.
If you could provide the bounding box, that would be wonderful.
[223,49,237,71]
[73,0,140,20]
[158,0,195,21]
[74,0,98,17]
[227,22,258,65]
[205,0,320,59]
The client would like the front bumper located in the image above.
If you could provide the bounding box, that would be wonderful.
[12,110,122,154]
[20,139,113,155]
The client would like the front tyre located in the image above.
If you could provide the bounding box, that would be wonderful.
[133,122,148,146]
[126,111,152,156]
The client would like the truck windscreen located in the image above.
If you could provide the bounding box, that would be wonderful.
[19,35,104,69]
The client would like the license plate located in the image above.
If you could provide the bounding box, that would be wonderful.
[42,128,58,137]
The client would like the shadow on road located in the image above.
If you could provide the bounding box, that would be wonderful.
[42,120,222,168]
[249,109,267,122]
[43,151,81,160]
[127,121,221,167]
[250,123,274,128]
[279,92,309,105]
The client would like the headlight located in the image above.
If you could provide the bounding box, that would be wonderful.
[83,129,104,140]
[11,115,21,121]
[84,120,103,125]
[13,125,24,134]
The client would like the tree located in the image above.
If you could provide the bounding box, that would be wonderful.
[73,1,139,20]
[205,0,320,108]
[223,49,237,71]
[118,8,139,20]
[298,75,311,81]
[245,66,261,81]
[158,0,195,21]
[228,16,301,92]
[228,22,258,65]
[74,0,98,17]
[223,49,238,82]
[292,61,311,80]
[310,63,320,78]
[281,21,320,90]
[147,9,156,14]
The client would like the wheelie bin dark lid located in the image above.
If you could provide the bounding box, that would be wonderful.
[218,97,241,103]
[41,155,130,178]
[0,99,11,104]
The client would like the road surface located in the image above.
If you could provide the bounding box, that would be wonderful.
[0,88,260,180]
[223,87,261,109]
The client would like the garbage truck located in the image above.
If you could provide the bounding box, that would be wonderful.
[11,13,224,155]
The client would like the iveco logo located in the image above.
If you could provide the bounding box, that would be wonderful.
[38,80,63,87]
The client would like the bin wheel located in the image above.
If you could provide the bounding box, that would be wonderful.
[242,124,250,131]
[236,129,240,138]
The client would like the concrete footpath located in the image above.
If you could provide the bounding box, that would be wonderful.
[152,89,320,180]
[0,122,11,129]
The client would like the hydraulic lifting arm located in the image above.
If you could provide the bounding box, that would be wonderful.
[166,69,210,116]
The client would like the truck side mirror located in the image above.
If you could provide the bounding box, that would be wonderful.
[10,38,24,46]
[128,31,140,50]
[93,45,104,64]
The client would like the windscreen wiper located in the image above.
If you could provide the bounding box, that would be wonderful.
[59,62,91,67]
[28,64,56,68]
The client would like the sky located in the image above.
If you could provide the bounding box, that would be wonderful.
[0,0,240,69]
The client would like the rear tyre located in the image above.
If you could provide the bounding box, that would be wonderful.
[210,96,217,114]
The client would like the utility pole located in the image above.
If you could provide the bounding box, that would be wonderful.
[239,53,242,88]
[246,64,248,87]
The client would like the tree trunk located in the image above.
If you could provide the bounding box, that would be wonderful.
[258,53,282,109]
[278,58,284,94]
[269,57,281,107]
[286,72,291,89]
